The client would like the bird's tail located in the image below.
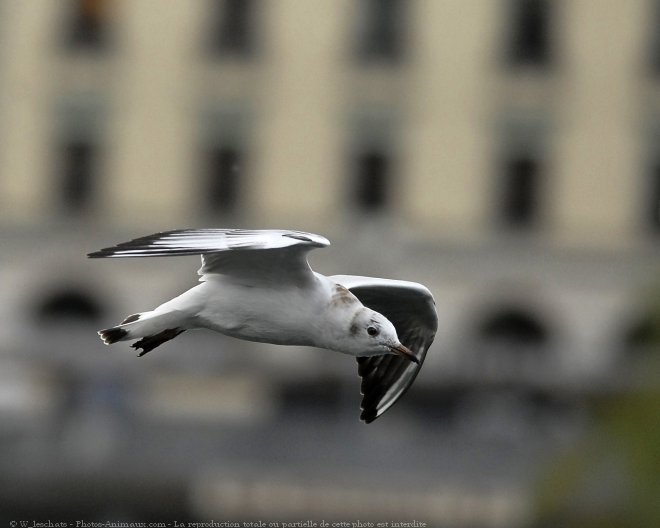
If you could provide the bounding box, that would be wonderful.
[98,310,187,357]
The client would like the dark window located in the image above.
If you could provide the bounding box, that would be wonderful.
[402,386,467,425]
[208,0,257,58]
[476,308,550,378]
[620,316,659,367]
[646,165,660,233]
[499,155,541,229]
[65,0,110,52]
[279,378,344,417]
[353,150,390,212]
[355,0,406,64]
[204,146,241,213]
[625,317,658,350]
[506,0,553,68]
[37,290,103,323]
[649,1,660,75]
[60,142,96,214]
[481,310,547,346]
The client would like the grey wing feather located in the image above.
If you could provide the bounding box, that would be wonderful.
[331,275,438,423]
[88,229,329,257]
[88,229,330,282]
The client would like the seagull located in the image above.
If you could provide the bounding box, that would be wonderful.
[88,229,437,423]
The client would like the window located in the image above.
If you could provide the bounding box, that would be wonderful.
[499,155,541,229]
[207,0,257,58]
[37,289,104,323]
[353,150,390,212]
[480,309,547,346]
[279,378,344,418]
[401,386,467,424]
[55,96,105,216]
[619,315,659,371]
[59,141,97,214]
[348,107,398,214]
[204,146,241,213]
[624,317,658,351]
[506,0,553,68]
[354,0,406,64]
[646,165,660,233]
[496,112,549,230]
[649,1,660,75]
[200,103,250,216]
[65,0,111,52]
[474,307,551,380]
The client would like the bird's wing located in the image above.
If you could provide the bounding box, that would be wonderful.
[331,275,438,423]
[88,229,330,284]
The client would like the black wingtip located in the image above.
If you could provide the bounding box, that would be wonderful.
[88,249,115,258]
[360,411,377,424]
[98,327,128,345]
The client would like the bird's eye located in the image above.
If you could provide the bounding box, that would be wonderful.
[367,326,379,337]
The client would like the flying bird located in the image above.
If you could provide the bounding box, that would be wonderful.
[88,229,437,423]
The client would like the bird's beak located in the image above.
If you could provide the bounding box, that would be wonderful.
[390,343,419,365]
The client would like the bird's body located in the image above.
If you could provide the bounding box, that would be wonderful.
[193,274,328,346]
[89,229,437,422]
[143,272,358,350]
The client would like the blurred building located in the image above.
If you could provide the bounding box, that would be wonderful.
[0,0,658,525]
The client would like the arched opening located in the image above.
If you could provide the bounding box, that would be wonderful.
[624,318,657,349]
[35,288,104,324]
[620,315,659,367]
[473,306,552,381]
[480,308,547,346]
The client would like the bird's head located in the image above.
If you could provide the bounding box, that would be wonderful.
[341,307,418,364]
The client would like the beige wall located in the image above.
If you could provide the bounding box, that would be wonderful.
[404,0,498,239]
[554,0,645,247]
[105,0,200,227]
[253,0,348,229]
[0,1,58,224]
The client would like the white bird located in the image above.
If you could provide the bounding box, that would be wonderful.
[88,229,437,423]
